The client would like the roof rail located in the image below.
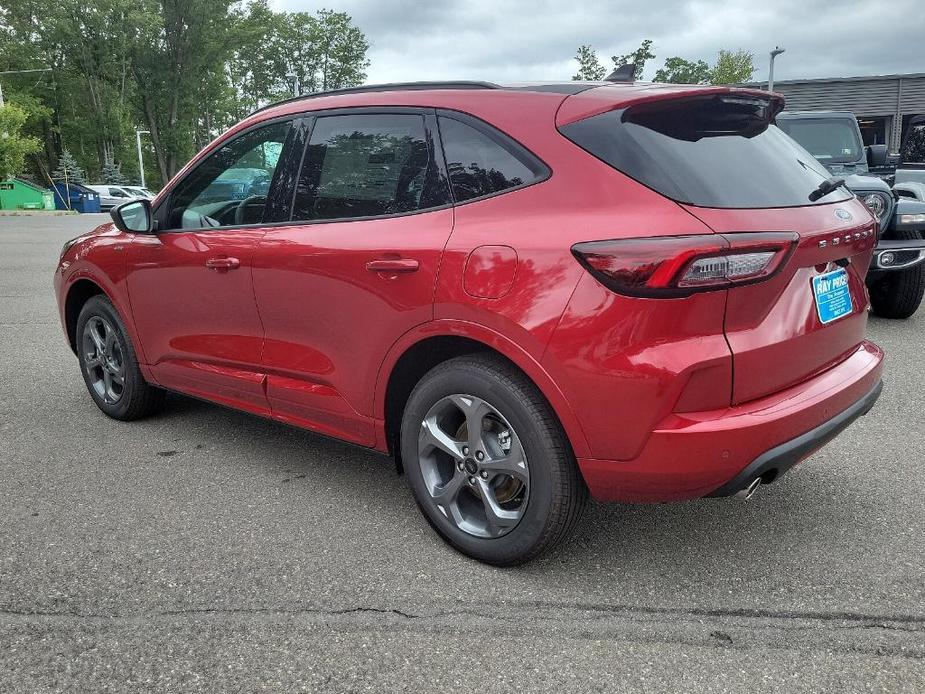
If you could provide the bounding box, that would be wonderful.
[250,81,501,116]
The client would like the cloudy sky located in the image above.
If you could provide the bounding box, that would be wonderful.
[274,0,923,85]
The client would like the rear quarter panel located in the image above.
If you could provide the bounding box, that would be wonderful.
[434,95,731,462]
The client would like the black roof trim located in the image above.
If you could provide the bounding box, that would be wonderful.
[505,82,603,95]
[251,81,501,116]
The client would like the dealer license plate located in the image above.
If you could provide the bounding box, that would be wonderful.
[812,267,853,325]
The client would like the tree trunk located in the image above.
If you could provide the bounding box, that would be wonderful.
[141,93,169,185]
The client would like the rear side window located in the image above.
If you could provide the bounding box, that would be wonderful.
[292,113,448,221]
[560,95,851,208]
[438,116,545,203]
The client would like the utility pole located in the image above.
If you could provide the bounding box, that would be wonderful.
[286,73,300,97]
[768,47,786,92]
[135,129,151,188]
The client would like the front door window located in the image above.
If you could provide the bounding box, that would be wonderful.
[166,121,292,230]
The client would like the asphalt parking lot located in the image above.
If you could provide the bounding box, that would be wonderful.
[1,213,923,692]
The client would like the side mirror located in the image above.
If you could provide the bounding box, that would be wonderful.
[110,198,154,233]
[866,144,889,168]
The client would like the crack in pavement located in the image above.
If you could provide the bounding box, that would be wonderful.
[2,598,923,623]
[2,601,922,660]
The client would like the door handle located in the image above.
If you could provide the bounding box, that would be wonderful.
[205,256,241,271]
[365,258,420,273]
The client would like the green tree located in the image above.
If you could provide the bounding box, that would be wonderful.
[51,148,85,183]
[1,91,55,178]
[0,103,41,180]
[611,39,655,80]
[33,1,136,173]
[572,45,606,81]
[313,10,369,91]
[227,0,289,117]
[101,159,127,184]
[130,0,240,182]
[1,0,372,186]
[653,56,712,84]
[278,10,369,94]
[710,49,755,84]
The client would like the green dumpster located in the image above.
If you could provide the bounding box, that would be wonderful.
[0,178,55,211]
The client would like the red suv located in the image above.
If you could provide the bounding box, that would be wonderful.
[55,81,884,565]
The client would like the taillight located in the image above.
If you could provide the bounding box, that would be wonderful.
[572,232,798,298]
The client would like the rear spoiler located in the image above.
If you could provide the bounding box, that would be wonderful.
[556,85,785,127]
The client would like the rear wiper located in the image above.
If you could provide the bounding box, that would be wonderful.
[809,176,847,202]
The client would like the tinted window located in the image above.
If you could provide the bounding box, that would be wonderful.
[293,113,447,221]
[560,95,851,208]
[776,118,862,164]
[438,116,539,202]
[167,120,291,229]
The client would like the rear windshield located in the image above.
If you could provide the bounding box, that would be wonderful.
[560,94,851,208]
[776,118,862,164]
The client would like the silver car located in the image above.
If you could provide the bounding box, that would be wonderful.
[86,185,138,210]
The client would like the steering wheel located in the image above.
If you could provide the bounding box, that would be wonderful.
[234,195,267,226]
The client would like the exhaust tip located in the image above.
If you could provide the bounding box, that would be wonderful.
[734,477,762,501]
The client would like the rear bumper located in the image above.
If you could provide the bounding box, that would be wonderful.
[577,340,884,502]
[707,379,881,497]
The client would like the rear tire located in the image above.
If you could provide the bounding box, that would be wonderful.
[400,353,587,566]
[76,295,164,420]
[869,229,925,319]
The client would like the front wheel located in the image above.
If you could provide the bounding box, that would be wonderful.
[401,354,587,566]
[76,295,164,420]
[869,229,925,319]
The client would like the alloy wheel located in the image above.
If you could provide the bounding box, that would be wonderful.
[81,315,126,404]
[417,394,529,538]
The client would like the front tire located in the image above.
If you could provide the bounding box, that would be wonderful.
[401,354,587,566]
[869,229,925,319]
[76,295,164,420]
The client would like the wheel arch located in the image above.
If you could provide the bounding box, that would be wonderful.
[64,278,108,354]
[376,321,591,467]
[62,271,146,369]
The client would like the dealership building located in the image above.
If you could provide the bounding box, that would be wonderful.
[757,72,925,152]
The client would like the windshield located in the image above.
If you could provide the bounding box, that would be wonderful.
[776,118,862,164]
[560,95,850,208]
[902,124,925,165]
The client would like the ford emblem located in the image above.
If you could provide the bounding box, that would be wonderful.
[835,209,852,221]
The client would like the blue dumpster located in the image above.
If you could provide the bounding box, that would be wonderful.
[52,182,102,213]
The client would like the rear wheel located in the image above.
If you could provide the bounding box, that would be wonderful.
[401,354,586,566]
[76,295,164,420]
[869,229,925,319]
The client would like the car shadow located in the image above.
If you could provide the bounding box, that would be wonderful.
[149,391,883,592]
